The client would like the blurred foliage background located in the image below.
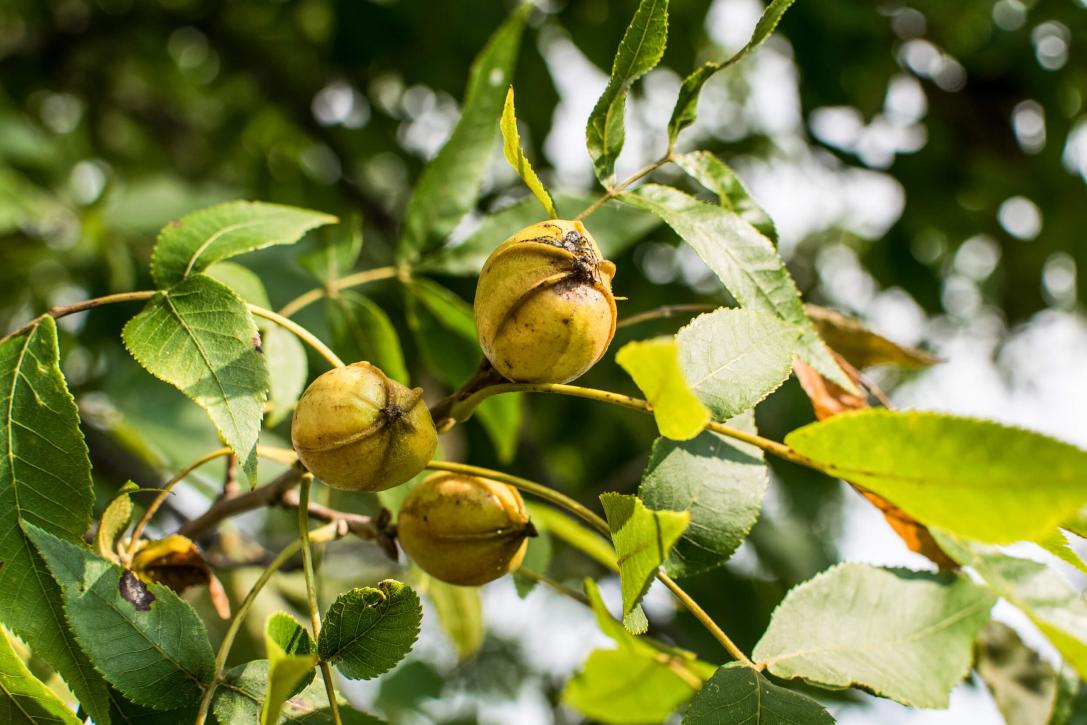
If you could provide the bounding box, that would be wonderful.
[1,0,1084,721]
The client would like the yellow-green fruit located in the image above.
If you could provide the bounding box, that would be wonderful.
[397,472,531,586]
[291,362,437,491]
[474,219,617,384]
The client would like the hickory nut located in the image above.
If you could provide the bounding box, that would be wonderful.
[397,472,532,586]
[291,362,437,491]
[474,219,617,384]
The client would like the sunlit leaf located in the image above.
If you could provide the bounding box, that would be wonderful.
[262,612,317,725]
[616,337,709,440]
[0,627,82,725]
[501,86,556,218]
[805,304,939,369]
[318,580,421,680]
[673,151,776,241]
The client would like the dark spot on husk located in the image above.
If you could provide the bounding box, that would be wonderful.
[382,404,404,423]
[120,570,155,611]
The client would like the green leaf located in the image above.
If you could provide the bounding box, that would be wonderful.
[676,308,799,420]
[0,627,82,725]
[616,338,709,440]
[419,575,484,660]
[586,0,669,183]
[620,184,852,390]
[599,492,689,632]
[752,562,995,708]
[785,409,1087,544]
[805,304,939,369]
[318,580,421,680]
[299,214,363,284]
[150,200,336,288]
[975,621,1059,725]
[263,323,308,428]
[204,260,271,308]
[683,663,834,725]
[123,274,269,486]
[326,292,408,384]
[263,612,318,725]
[24,523,215,710]
[528,504,618,572]
[501,86,556,218]
[96,482,138,563]
[214,660,385,724]
[564,648,702,724]
[666,0,796,145]
[397,5,529,262]
[0,317,110,724]
[1036,529,1087,576]
[419,192,659,275]
[639,412,767,578]
[406,280,521,461]
[1051,667,1087,725]
[935,533,1087,681]
[673,151,776,241]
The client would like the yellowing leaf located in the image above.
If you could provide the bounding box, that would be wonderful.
[96,482,137,563]
[262,612,317,725]
[500,86,557,219]
[130,534,211,594]
[616,338,709,440]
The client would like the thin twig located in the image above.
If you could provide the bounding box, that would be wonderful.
[249,304,344,368]
[278,266,400,319]
[574,153,674,222]
[179,467,306,540]
[616,303,718,330]
[1,291,156,344]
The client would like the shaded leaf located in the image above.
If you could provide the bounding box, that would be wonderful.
[673,151,775,241]
[398,5,529,262]
[752,562,995,707]
[0,627,81,725]
[805,304,938,369]
[406,280,520,461]
[620,184,852,390]
[419,575,484,660]
[0,317,109,723]
[785,409,1087,544]
[616,337,709,440]
[151,200,335,288]
[976,621,1059,725]
[501,87,556,218]
[528,504,618,572]
[676,307,799,420]
[935,533,1087,681]
[639,412,767,578]
[263,323,308,427]
[213,660,384,724]
[599,492,689,632]
[263,612,317,725]
[326,292,408,384]
[204,260,271,308]
[683,663,834,725]
[298,214,363,284]
[318,580,421,680]
[1050,667,1087,725]
[123,274,269,485]
[25,524,215,709]
[419,192,659,276]
[586,0,669,183]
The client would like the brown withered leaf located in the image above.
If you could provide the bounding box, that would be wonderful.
[806,304,939,370]
[207,574,232,620]
[793,357,957,570]
[130,534,212,594]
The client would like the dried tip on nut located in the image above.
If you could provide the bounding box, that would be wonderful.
[290,362,438,492]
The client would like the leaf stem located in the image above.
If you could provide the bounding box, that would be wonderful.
[616,303,718,329]
[194,520,342,725]
[277,266,400,318]
[0,291,156,344]
[423,459,754,665]
[446,382,815,468]
[574,153,674,221]
[248,304,344,368]
[298,475,343,725]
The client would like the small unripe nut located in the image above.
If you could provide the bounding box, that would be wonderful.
[474,219,617,384]
[291,362,437,491]
[397,472,531,586]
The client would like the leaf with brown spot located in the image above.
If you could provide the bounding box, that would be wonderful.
[119,570,155,611]
[793,357,957,570]
[130,534,211,594]
[805,304,939,369]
